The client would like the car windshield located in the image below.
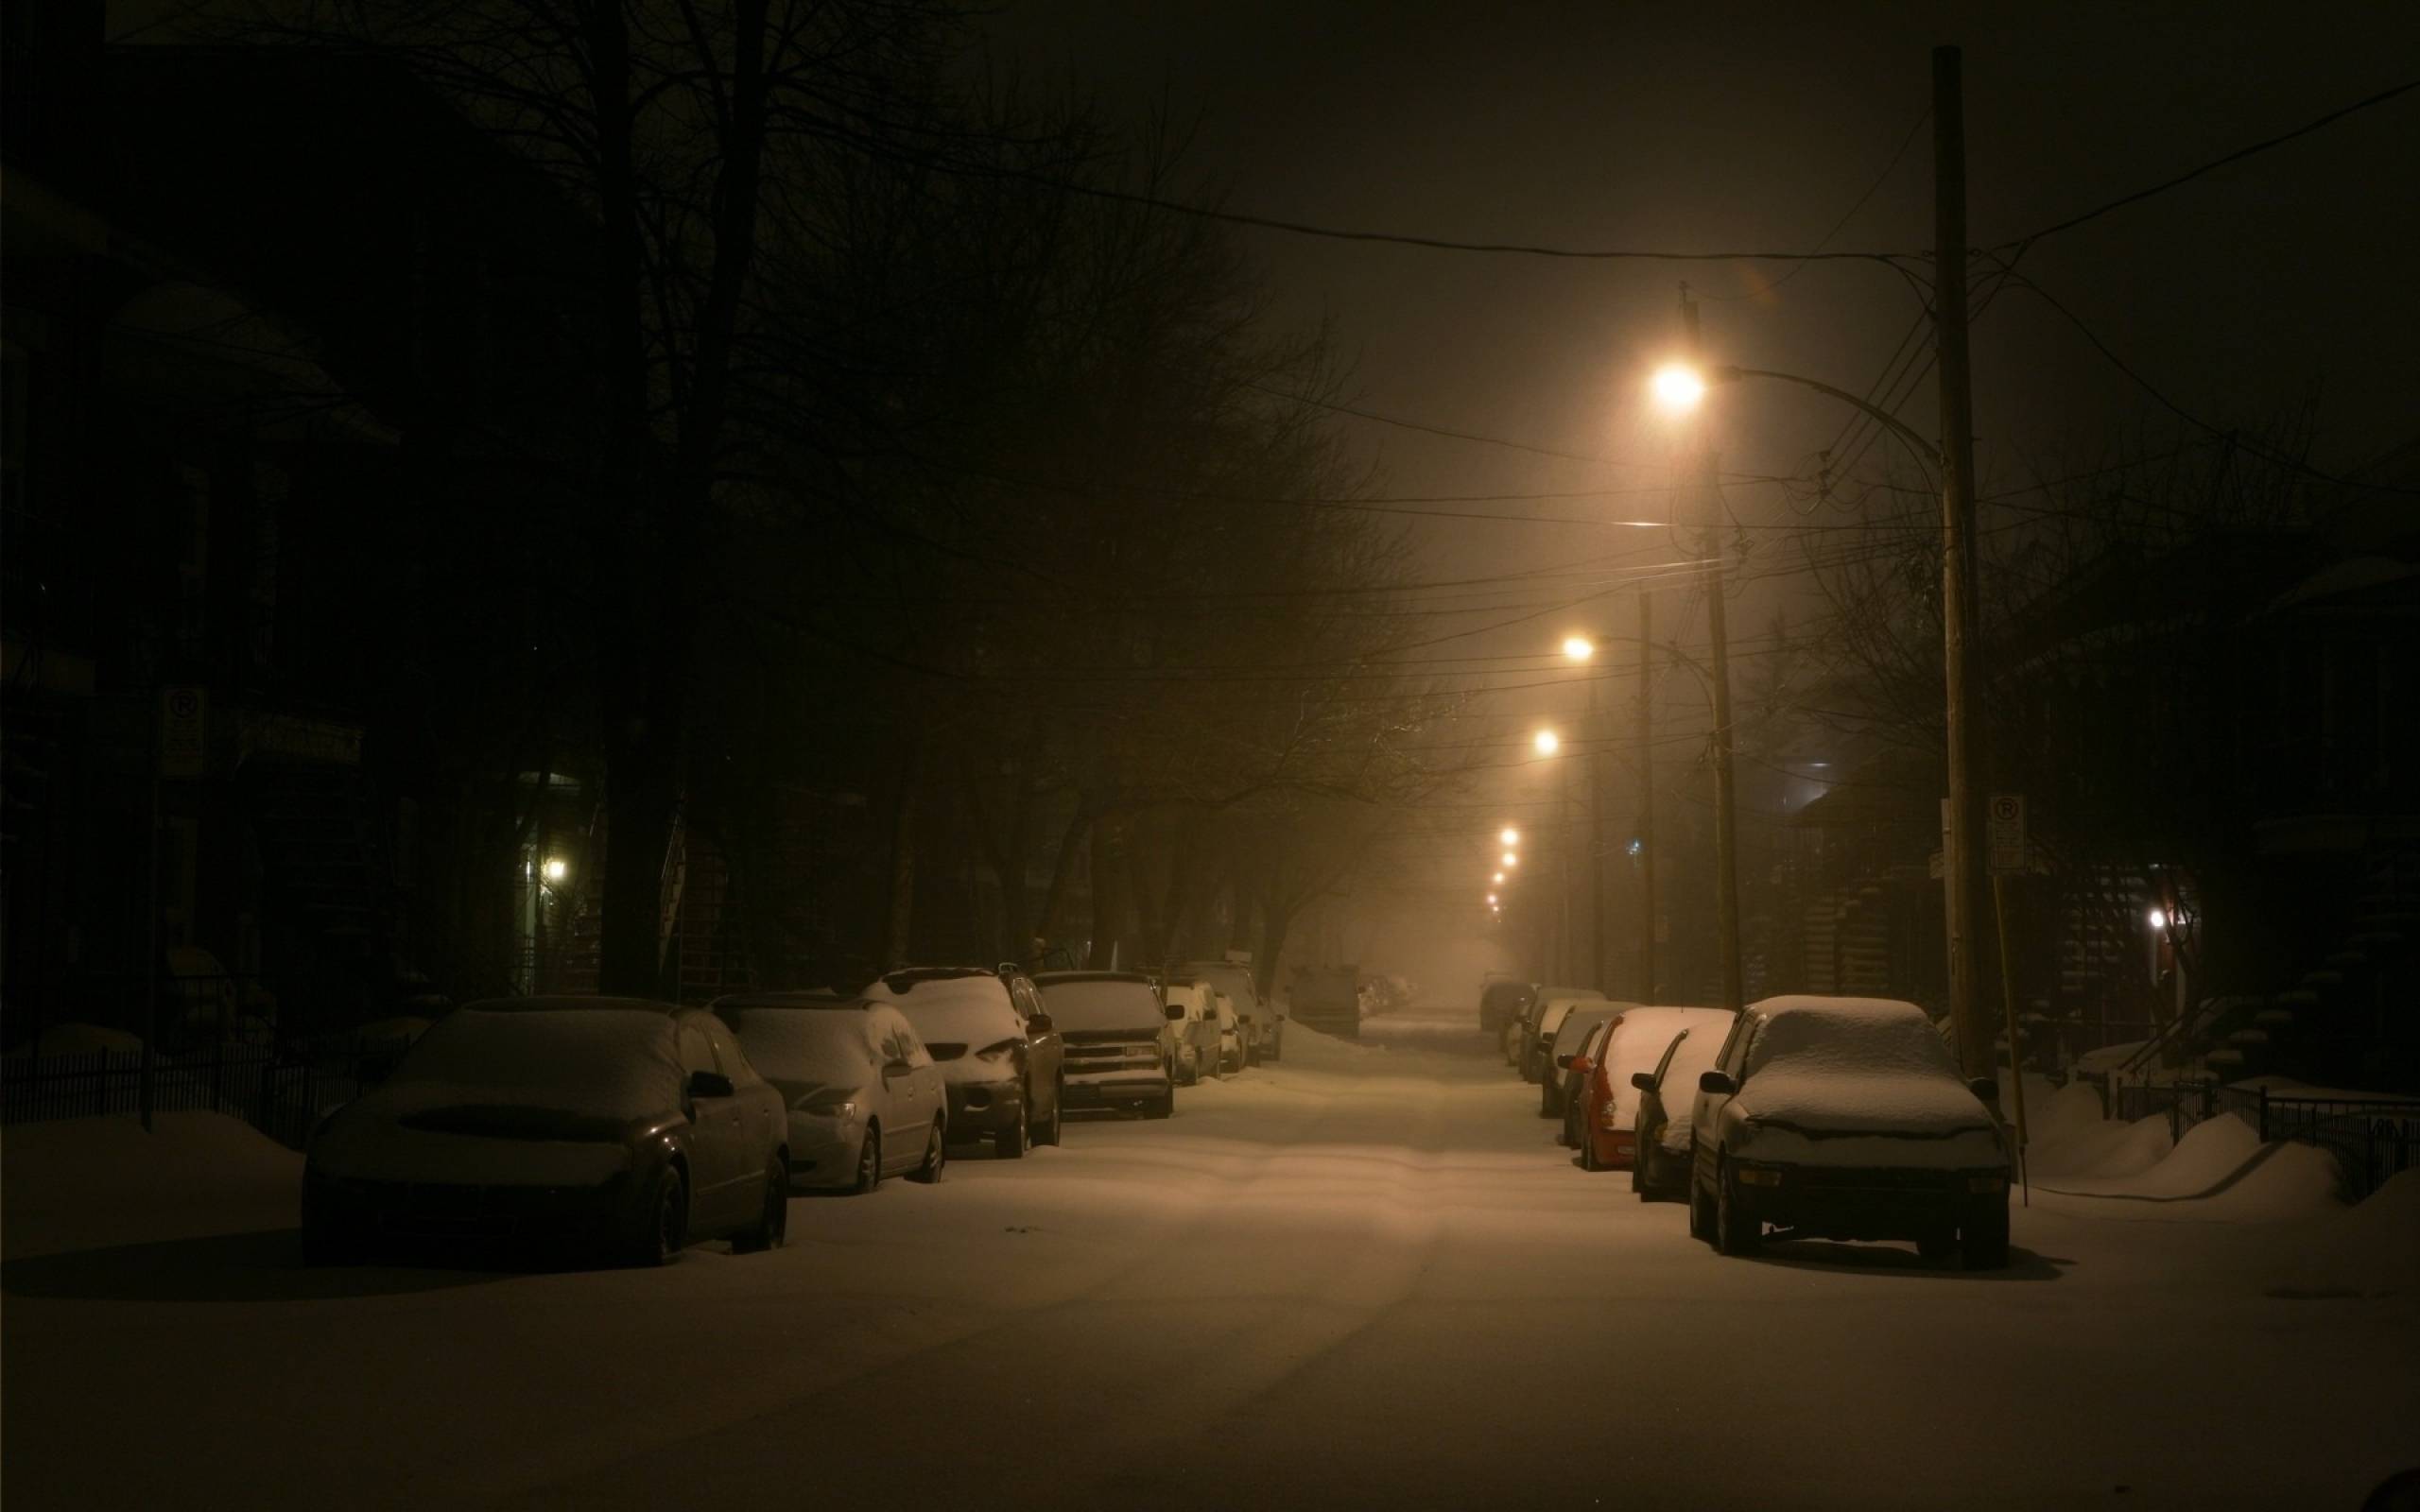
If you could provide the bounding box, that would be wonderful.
[865,977,1019,1047]
[1037,979,1163,1032]
[1180,963,1258,1012]
[714,1003,878,1094]
[386,1007,678,1118]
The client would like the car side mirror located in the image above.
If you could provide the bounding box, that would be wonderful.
[686,1070,735,1100]
[1027,1013,1054,1036]
[1165,1003,1185,1021]
[1969,1076,2001,1103]
[1631,1072,1657,1092]
[996,962,1020,978]
[1699,1070,1737,1096]
[1555,1054,1576,1070]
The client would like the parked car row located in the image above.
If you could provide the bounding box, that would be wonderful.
[302,960,1285,1268]
[1484,980,2017,1269]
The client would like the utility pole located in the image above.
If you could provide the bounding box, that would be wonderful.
[1681,287,1744,1012]
[1555,754,1573,982]
[1585,672,1606,991]
[1634,589,1657,1003]
[1935,44,1989,1077]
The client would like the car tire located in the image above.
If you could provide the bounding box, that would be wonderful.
[1579,1128,1599,1172]
[1035,1085,1063,1147]
[630,1163,688,1266]
[1716,1160,1761,1256]
[996,1103,1028,1160]
[1917,1231,1958,1265]
[734,1158,787,1252]
[1688,1164,1717,1243]
[1625,1144,1641,1190]
[1147,1086,1175,1120]
[910,1119,947,1183]
[1264,1036,1282,1064]
[1962,1205,2011,1270]
[851,1126,882,1194]
[300,1213,360,1267]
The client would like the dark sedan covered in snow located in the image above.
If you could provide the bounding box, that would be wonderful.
[302,997,790,1266]
[1687,995,2013,1268]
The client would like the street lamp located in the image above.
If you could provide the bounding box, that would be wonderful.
[1532,729,1560,756]
[1500,827,1520,846]
[1502,852,1518,868]
[1492,871,1505,885]
[1649,340,1987,1072]
[1562,635,1594,663]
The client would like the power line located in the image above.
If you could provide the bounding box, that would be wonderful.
[1706,104,1930,304]
[1997,77,2420,250]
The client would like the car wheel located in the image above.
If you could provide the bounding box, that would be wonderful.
[852,1126,882,1194]
[1147,1086,1175,1120]
[629,1163,688,1266]
[1579,1128,1599,1172]
[910,1119,947,1183]
[1917,1231,1958,1265]
[1716,1160,1761,1257]
[734,1158,787,1252]
[300,1212,359,1267]
[1688,1164,1717,1243]
[1036,1085,1063,1146]
[996,1102,1028,1160]
[1264,1035,1281,1064]
[1961,1204,2011,1270]
[1624,1143,1640,1190]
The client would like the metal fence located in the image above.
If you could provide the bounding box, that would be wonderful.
[0,1034,414,1150]
[2109,1079,2420,1201]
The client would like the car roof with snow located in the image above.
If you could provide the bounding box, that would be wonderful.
[1031,970,1157,987]
[459,995,690,1016]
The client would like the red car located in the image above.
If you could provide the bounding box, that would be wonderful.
[1578,1006,1737,1172]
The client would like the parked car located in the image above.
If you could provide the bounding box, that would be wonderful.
[1521,990,1603,1083]
[1541,1003,1624,1121]
[1033,971,1181,1117]
[1162,976,1226,1085]
[1176,958,1284,1063]
[860,967,1063,1158]
[1479,976,1533,1035]
[302,997,793,1265]
[1512,985,1601,1074]
[1208,989,1245,1073]
[1578,1005,1734,1172]
[1288,962,1363,1040]
[1629,1022,1735,1198]
[1687,995,2013,1267]
[711,991,952,1192]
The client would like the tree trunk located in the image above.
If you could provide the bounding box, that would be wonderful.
[1086,810,1125,969]
[1253,886,1300,1003]
[1035,803,1089,962]
[886,747,923,968]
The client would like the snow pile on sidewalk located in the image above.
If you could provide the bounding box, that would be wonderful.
[9,1021,145,1057]
[2017,1078,2174,1180]
[2039,1110,2342,1222]
[2263,1169,2420,1299]
[3,1111,301,1260]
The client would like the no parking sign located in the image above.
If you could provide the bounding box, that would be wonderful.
[1987,794,2025,875]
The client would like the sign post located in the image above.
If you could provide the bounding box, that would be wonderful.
[1987,794,2029,1204]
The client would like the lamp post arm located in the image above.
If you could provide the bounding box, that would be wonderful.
[1718,366,1943,466]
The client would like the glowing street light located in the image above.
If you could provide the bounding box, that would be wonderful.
[1492,871,1504,884]
[1532,729,1561,757]
[541,857,569,885]
[1562,635,1594,662]
[1650,363,1708,414]
[1500,827,1520,846]
[2147,908,2169,930]
[1486,893,1498,905]
[1502,851,1519,868]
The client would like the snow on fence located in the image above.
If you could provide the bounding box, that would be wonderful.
[2112,1081,2420,1201]
[0,1036,412,1150]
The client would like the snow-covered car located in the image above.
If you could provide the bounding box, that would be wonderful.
[1686,996,2013,1267]
[1161,976,1226,1085]
[713,992,952,1189]
[865,967,1064,1157]
[1629,1022,1732,1198]
[302,997,792,1266]
[1580,1005,1734,1172]
[1208,990,1245,1073]
[1541,1003,1624,1121]
[1521,990,1604,1084]
[1177,958,1283,1063]
[1479,977,1533,1035]
[1033,971,1180,1118]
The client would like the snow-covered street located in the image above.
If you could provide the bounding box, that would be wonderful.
[6,1007,2415,1511]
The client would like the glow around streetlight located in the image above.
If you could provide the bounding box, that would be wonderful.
[1499,827,1520,846]
[1502,851,1519,868]
[1651,363,1707,414]
[1532,729,1561,756]
[1562,635,1594,662]
[1486,893,1497,905]
[1492,871,1504,884]
[541,857,569,885]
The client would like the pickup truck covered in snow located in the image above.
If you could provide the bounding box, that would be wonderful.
[1031,971,1179,1118]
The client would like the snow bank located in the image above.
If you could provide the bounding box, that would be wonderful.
[12,1022,145,1057]
[2266,1169,2420,1298]
[3,1111,301,1259]
[2039,1111,2343,1222]
[2018,1080,2176,1180]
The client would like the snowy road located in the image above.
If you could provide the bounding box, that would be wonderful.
[5,1006,2415,1510]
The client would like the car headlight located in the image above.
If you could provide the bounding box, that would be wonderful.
[797,1090,859,1117]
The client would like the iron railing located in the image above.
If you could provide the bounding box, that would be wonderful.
[2107,1080,2419,1200]
[0,1032,415,1150]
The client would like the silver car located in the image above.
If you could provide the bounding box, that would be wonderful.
[711,994,950,1194]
